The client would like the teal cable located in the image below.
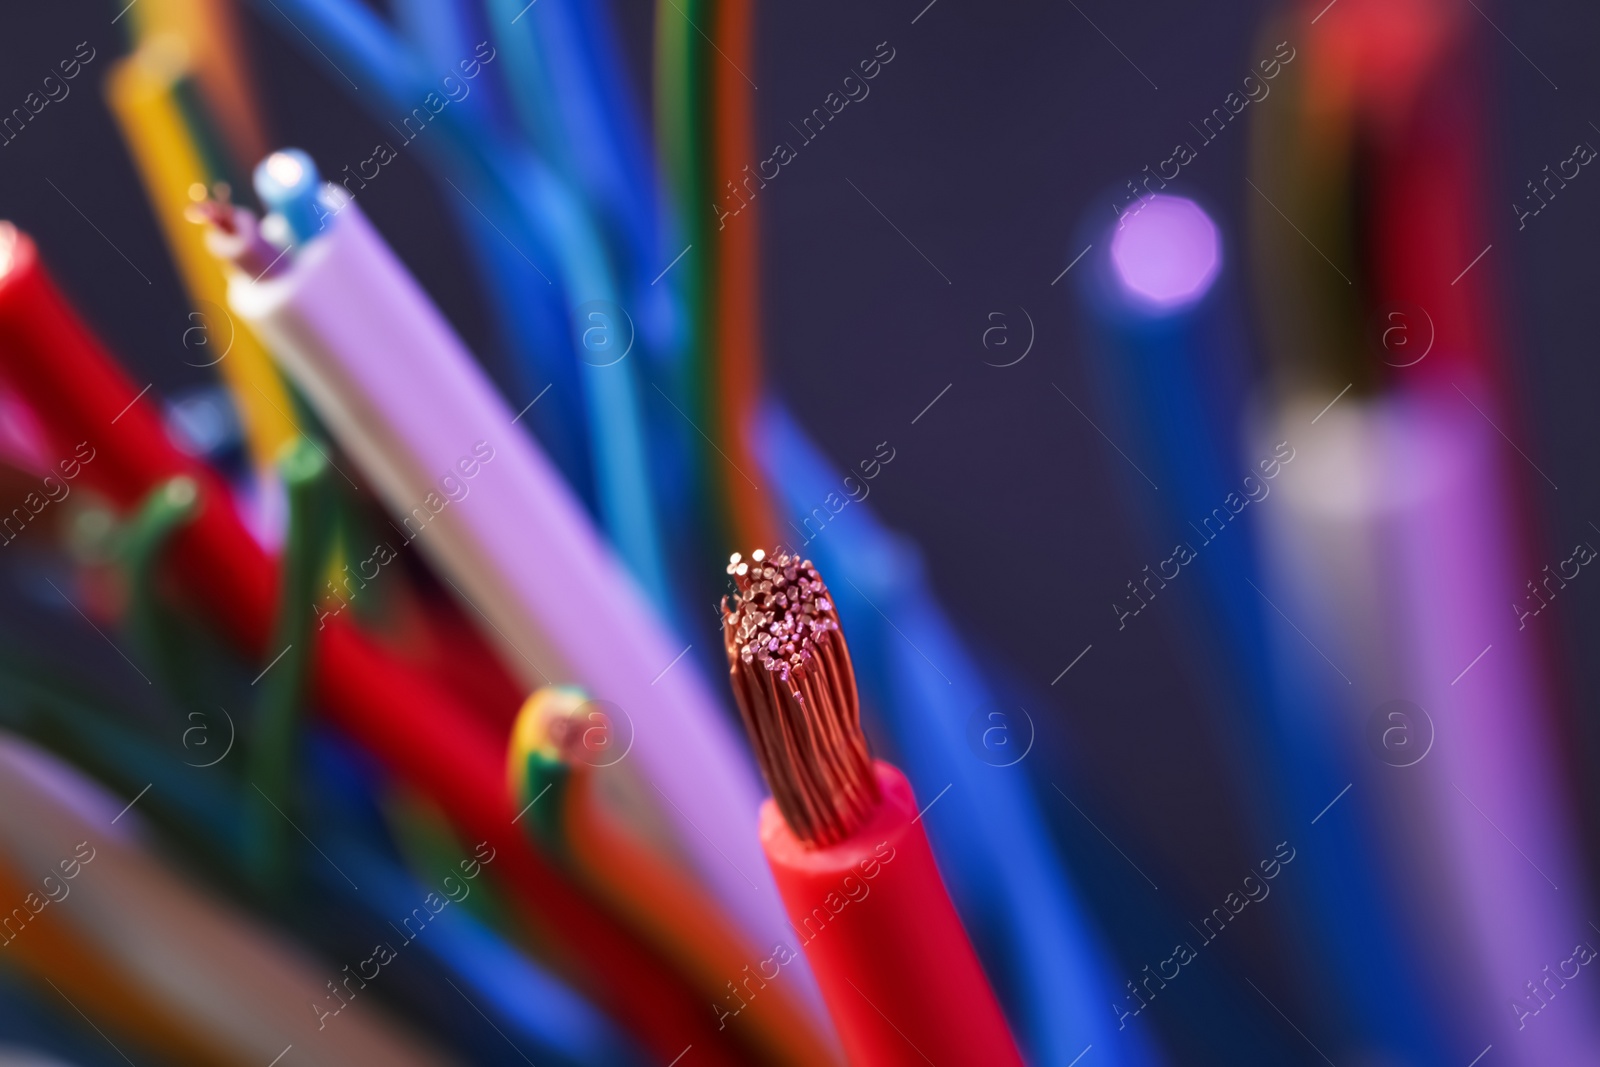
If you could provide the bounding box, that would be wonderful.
[480,0,570,179]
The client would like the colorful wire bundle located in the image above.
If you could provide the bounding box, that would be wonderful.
[0,0,1591,1064]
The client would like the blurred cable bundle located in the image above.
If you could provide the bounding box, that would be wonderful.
[0,0,1592,1064]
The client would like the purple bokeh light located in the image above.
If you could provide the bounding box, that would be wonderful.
[1109,195,1221,311]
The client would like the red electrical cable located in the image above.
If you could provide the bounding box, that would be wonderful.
[761,763,1018,1067]
[722,549,1022,1066]
[0,224,748,1067]
[1321,0,1493,390]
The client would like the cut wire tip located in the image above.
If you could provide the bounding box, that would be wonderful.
[721,549,878,848]
[188,193,287,281]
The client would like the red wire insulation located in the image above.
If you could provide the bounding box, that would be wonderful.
[761,761,1022,1067]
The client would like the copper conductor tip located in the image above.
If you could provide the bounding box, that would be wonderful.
[721,549,879,848]
[184,197,236,235]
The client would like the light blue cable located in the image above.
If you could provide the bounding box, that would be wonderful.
[479,0,567,172]
[386,0,597,508]
[481,0,690,599]
[480,0,700,596]
[491,0,664,299]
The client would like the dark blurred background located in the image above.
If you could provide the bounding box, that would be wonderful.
[4,0,1600,1060]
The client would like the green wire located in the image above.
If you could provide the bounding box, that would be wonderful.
[20,450,338,893]
[121,477,199,673]
[122,477,243,711]
[513,748,574,863]
[654,0,727,562]
[0,655,243,871]
[336,489,392,627]
[246,438,335,890]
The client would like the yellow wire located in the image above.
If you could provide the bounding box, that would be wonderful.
[106,35,299,478]
[127,0,269,169]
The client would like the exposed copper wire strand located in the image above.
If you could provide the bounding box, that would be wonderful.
[721,549,878,847]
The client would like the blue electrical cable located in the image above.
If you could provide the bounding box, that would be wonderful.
[491,0,664,297]
[386,0,596,516]
[246,0,673,610]
[1071,199,1452,1063]
[314,836,647,1067]
[481,0,696,606]
[484,0,719,663]
[255,0,595,511]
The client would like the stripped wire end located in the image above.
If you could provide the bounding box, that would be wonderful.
[183,181,236,234]
[506,687,593,848]
[186,188,285,281]
[721,548,878,849]
[508,687,591,783]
